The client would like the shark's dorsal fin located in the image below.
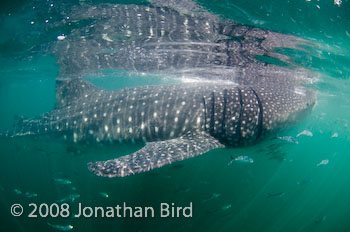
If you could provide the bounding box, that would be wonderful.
[55,78,99,108]
[88,131,224,177]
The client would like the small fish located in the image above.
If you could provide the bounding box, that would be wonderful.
[331,132,338,138]
[278,136,298,144]
[66,146,81,155]
[228,155,254,165]
[146,172,159,177]
[0,185,4,191]
[297,178,313,185]
[202,193,221,203]
[24,192,38,198]
[199,181,210,185]
[47,223,73,231]
[170,164,184,169]
[13,189,22,195]
[99,192,109,198]
[317,159,329,167]
[314,215,327,224]
[54,178,72,185]
[234,155,254,163]
[208,204,232,214]
[221,204,232,211]
[71,186,77,191]
[296,130,313,137]
[175,186,190,193]
[267,192,285,198]
[57,194,80,203]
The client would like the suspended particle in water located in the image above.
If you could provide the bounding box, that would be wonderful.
[334,0,342,6]
[57,35,66,40]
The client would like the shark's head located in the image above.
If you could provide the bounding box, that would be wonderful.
[266,85,316,130]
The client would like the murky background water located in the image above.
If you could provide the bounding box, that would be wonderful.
[0,0,350,231]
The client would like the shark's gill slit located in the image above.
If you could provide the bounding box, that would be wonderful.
[237,87,243,144]
[221,89,228,138]
[251,87,263,140]
[202,96,207,131]
[209,91,215,136]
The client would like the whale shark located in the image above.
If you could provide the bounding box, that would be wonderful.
[50,1,314,85]
[6,78,315,177]
[2,1,317,178]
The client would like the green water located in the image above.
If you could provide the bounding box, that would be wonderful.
[0,0,350,232]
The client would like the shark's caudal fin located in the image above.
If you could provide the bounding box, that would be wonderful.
[2,116,49,137]
[2,78,99,137]
[88,131,224,177]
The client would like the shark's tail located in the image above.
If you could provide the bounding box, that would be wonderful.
[1,115,52,138]
[1,78,98,138]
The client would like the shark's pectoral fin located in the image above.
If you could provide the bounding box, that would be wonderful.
[88,131,224,177]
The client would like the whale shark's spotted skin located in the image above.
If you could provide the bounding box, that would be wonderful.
[9,79,315,177]
[52,3,313,85]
